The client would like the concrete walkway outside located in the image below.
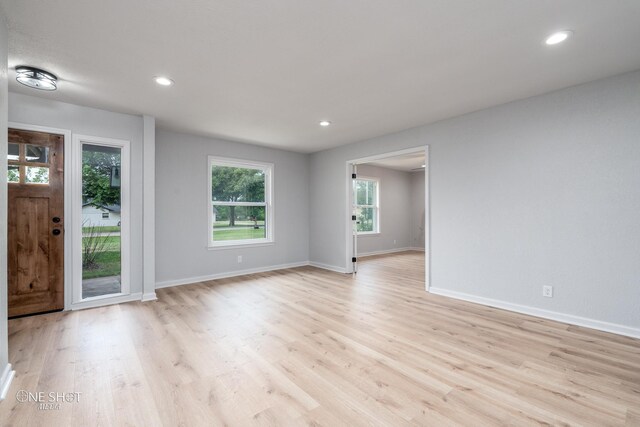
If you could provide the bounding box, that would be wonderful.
[83,276,121,298]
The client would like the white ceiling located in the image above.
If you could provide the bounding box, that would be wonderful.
[367,152,425,172]
[2,1,640,153]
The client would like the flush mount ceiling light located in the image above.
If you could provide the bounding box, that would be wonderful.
[154,76,174,86]
[16,66,58,91]
[319,120,331,127]
[545,30,573,45]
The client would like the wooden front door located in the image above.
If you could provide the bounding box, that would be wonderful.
[8,129,65,317]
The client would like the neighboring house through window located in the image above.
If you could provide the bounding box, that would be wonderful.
[355,177,379,233]
[208,156,274,247]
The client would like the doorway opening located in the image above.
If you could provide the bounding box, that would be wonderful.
[346,146,429,290]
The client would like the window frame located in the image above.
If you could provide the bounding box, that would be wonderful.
[207,156,274,249]
[72,134,131,305]
[354,176,380,235]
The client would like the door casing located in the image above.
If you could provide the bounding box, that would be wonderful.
[345,146,430,291]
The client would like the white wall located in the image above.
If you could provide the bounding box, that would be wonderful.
[0,10,11,396]
[310,70,640,333]
[8,93,146,298]
[355,164,412,255]
[410,170,425,249]
[155,129,309,286]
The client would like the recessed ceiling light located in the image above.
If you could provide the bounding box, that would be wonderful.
[545,30,573,46]
[16,66,57,91]
[319,120,331,127]
[154,76,174,86]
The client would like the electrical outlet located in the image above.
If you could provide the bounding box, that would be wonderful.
[237,255,242,263]
[542,285,553,298]
[393,239,397,245]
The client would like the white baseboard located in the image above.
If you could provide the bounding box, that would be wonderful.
[141,292,157,302]
[155,252,424,290]
[155,261,310,289]
[358,247,417,257]
[308,261,348,274]
[308,249,424,273]
[429,287,640,339]
[70,292,143,311]
[0,363,15,401]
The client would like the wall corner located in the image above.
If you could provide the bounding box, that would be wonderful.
[142,115,156,300]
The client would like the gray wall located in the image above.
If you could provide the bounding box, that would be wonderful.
[8,93,146,297]
[310,70,640,330]
[355,164,412,255]
[410,170,425,249]
[155,129,309,285]
[0,11,9,382]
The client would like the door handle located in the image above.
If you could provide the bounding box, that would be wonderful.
[52,229,61,236]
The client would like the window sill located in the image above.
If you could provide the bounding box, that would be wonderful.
[208,241,275,251]
[70,291,139,311]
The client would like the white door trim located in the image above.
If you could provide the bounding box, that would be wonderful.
[345,145,430,291]
[0,363,15,400]
[8,122,74,310]
[71,134,131,307]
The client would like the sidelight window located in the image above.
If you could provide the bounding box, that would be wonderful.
[73,134,130,304]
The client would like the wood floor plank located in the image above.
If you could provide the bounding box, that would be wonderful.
[1,251,639,426]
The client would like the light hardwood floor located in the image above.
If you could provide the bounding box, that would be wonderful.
[1,251,639,426]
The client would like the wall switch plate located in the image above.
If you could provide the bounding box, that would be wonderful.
[543,285,553,298]
[237,255,242,263]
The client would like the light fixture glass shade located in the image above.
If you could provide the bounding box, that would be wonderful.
[16,66,57,91]
[545,30,573,45]
[154,76,174,86]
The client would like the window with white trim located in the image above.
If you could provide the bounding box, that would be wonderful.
[354,177,379,233]
[208,156,274,247]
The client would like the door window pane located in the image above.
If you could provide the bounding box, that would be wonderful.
[82,144,122,298]
[8,143,19,161]
[7,165,19,183]
[25,145,49,163]
[25,166,49,184]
